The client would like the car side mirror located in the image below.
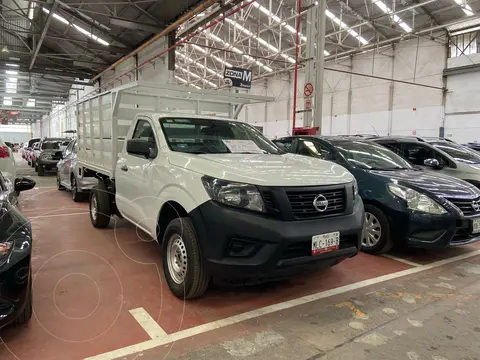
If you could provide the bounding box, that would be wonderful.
[15,177,36,192]
[424,158,442,169]
[127,139,155,159]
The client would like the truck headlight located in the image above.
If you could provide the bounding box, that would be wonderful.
[41,154,52,160]
[202,176,265,213]
[388,183,447,214]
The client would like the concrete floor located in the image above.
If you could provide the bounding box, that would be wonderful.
[1,154,480,360]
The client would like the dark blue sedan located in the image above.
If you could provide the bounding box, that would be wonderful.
[274,136,480,254]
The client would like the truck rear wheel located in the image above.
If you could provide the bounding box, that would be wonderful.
[89,182,111,228]
[162,217,209,299]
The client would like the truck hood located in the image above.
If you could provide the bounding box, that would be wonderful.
[369,169,480,199]
[168,153,354,186]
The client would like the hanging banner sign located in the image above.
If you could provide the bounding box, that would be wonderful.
[224,67,253,89]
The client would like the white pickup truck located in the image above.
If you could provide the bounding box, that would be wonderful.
[77,82,364,299]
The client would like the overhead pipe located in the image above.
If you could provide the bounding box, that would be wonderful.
[292,0,302,132]
[90,0,220,83]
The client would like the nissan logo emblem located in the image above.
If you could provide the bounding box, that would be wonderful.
[472,200,480,212]
[313,194,329,212]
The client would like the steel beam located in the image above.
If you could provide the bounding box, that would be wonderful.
[55,0,133,49]
[30,1,59,71]
[109,17,163,33]
[314,0,326,132]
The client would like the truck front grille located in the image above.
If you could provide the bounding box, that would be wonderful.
[286,187,346,220]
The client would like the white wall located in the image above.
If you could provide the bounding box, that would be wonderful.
[243,36,447,139]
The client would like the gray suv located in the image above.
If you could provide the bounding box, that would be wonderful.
[35,138,69,176]
[373,137,480,189]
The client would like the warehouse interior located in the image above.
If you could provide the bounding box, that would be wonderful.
[2,0,480,359]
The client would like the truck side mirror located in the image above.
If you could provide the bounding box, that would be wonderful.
[127,139,152,159]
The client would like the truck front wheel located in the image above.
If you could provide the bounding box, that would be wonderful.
[162,217,209,299]
[89,182,111,228]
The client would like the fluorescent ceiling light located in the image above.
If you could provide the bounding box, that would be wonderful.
[175,75,201,89]
[176,65,217,88]
[27,99,35,107]
[7,78,17,83]
[6,89,16,94]
[3,99,12,106]
[6,63,19,68]
[5,70,17,75]
[189,43,233,67]
[372,0,412,32]
[204,29,273,72]
[28,2,36,20]
[177,52,223,78]
[453,0,475,16]
[251,2,330,56]
[325,10,369,45]
[42,7,109,46]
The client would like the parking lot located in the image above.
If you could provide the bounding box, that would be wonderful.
[1,158,479,360]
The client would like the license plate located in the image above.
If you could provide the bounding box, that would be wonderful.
[312,231,340,256]
[472,219,480,234]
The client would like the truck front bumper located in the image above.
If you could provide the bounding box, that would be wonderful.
[189,197,364,285]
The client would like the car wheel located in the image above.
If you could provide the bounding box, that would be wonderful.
[162,217,210,299]
[89,182,111,228]
[57,173,65,190]
[361,204,393,254]
[72,176,86,202]
[16,276,32,325]
[37,164,44,176]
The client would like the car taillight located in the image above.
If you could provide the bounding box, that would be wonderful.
[0,146,9,158]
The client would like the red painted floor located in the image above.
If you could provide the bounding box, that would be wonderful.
[1,187,477,360]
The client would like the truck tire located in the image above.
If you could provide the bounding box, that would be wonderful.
[89,182,111,228]
[361,204,393,254]
[162,217,209,299]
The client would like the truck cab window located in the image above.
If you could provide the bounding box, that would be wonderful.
[133,120,157,150]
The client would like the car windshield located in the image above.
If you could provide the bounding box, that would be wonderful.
[41,141,63,150]
[430,142,480,164]
[160,118,283,155]
[334,141,414,170]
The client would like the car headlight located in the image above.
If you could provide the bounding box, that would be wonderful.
[353,179,358,197]
[202,176,265,213]
[388,183,447,214]
[41,154,52,160]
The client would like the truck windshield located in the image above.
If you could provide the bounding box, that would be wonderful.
[335,141,414,170]
[160,118,283,154]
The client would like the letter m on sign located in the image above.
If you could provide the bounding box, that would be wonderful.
[243,70,252,83]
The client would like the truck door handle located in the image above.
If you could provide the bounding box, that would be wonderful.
[120,165,128,172]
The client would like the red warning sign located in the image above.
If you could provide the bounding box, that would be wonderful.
[305,99,312,110]
[304,82,314,97]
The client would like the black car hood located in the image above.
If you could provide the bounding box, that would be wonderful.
[369,169,479,199]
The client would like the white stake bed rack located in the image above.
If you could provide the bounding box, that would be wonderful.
[76,81,274,178]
